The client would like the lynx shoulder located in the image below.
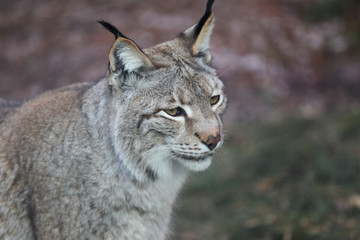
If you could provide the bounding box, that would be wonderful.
[0,0,226,239]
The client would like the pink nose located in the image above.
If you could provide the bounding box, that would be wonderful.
[204,134,221,150]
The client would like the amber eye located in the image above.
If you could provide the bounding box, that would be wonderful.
[164,107,184,117]
[210,95,220,106]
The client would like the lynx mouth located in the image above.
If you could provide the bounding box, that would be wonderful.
[171,150,213,171]
[171,151,213,162]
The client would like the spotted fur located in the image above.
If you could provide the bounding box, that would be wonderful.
[0,0,226,239]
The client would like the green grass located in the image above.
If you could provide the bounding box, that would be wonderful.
[174,110,360,240]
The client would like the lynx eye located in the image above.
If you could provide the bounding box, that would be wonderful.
[164,107,184,117]
[210,95,220,106]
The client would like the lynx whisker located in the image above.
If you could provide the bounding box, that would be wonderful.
[218,65,235,77]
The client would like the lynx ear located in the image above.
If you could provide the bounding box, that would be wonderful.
[98,20,153,90]
[182,0,215,64]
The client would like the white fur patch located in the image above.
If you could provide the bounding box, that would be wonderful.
[118,48,147,72]
[181,105,193,118]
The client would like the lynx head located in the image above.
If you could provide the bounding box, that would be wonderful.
[99,0,226,182]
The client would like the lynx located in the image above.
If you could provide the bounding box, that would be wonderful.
[0,0,226,239]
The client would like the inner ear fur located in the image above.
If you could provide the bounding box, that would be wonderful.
[108,37,153,74]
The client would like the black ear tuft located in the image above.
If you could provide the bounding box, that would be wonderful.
[194,0,215,37]
[97,20,128,40]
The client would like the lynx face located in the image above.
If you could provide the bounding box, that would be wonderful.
[126,60,226,174]
[107,42,226,181]
[99,0,225,180]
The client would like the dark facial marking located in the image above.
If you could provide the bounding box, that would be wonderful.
[145,167,157,181]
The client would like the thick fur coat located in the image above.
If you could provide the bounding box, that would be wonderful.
[0,0,226,239]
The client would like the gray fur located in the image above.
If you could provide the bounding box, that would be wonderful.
[0,1,226,239]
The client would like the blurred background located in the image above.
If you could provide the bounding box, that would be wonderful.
[1,0,360,239]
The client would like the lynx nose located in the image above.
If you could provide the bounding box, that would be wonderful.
[205,134,221,151]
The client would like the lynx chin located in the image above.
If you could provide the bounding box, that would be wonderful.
[0,0,226,239]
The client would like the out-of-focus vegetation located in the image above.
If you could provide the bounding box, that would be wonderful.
[175,109,360,240]
[301,0,360,51]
